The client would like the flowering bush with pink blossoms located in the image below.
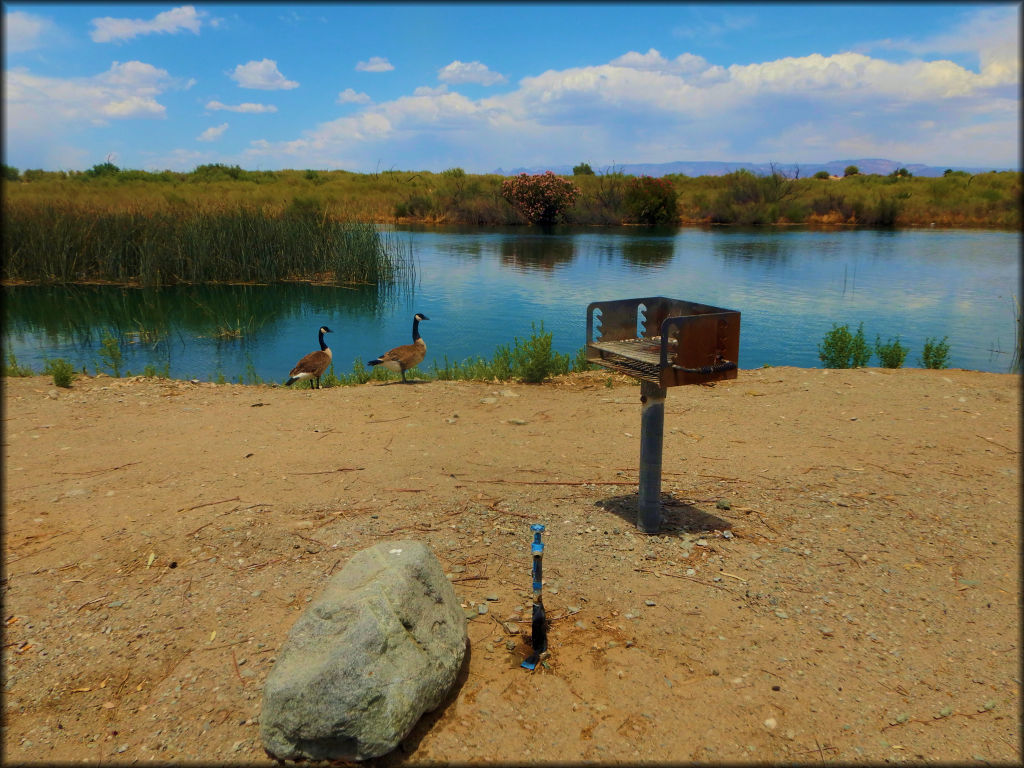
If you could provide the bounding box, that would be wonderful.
[500,171,580,224]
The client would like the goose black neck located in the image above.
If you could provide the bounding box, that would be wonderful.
[412,317,421,342]
[318,330,328,351]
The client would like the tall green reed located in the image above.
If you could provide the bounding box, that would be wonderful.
[2,202,413,287]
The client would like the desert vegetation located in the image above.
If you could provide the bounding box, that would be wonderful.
[3,162,1018,231]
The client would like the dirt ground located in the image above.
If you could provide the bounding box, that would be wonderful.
[2,366,1020,765]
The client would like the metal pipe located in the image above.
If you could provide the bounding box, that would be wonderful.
[521,524,547,670]
[638,380,667,534]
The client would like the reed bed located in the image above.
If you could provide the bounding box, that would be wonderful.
[4,167,1019,246]
[2,201,413,287]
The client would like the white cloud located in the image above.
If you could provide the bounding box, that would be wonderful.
[229,59,299,90]
[355,56,394,73]
[413,85,449,97]
[4,60,182,169]
[197,123,228,142]
[6,61,175,124]
[337,88,371,104]
[868,6,1019,89]
[242,29,1019,172]
[5,10,55,53]
[206,100,278,113]
[438,60,506,86]
[90,5,207,43]
[610,48,710,77]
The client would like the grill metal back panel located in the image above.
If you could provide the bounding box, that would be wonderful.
[586,296,740,386]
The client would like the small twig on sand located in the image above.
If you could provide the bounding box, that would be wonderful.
[185,521,214,537]
[178,496,240,513]
[468,478,638,487]
[231,649,246,685]
[292,467,364,475]
[76,594,111,612]
[976,434,1018,453]
[56,461,140,477]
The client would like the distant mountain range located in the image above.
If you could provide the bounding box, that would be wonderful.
[492,158,1014,178]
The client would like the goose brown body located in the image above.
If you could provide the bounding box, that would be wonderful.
[369,313,428,383]
[286,326,333,389]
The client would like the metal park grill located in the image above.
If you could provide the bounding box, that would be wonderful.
[586,296,741,533]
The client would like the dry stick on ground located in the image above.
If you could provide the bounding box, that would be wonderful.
[468,479,639,487]
[291,467,364,475]
[178,496,240,513]
[75,594,113,612]
[863,460,912,478]
[976,433,1018,453]
[55,461,140,477]
[881,709,994,731]
[231,649,246,686]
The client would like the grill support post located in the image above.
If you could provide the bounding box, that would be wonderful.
[638,380,667,534]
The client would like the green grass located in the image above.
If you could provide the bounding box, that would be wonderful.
[277,325,589,388]
[4,352,35,376]
[2,201,414,287]
[3,166,1019,235]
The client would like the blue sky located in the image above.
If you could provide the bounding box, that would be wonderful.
[4,2,1020,173]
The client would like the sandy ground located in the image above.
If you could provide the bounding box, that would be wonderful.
[2,366,1020,765]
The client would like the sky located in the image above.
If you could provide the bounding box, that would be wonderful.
[3,2,1020,174]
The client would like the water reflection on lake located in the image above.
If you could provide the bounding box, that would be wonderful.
[3,226,1019,381]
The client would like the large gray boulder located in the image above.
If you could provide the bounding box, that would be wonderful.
[260,540,467,761]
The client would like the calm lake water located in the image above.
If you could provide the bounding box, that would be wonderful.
[3,226,1020,381]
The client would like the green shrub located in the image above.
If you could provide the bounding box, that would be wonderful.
[572,346,595,372]
[813,170,831,180]
[624,176,679,226]
[4,352,34,376]
[844,165,860,177]
[142,362,170,378]
[97,330,123,376]
[875,335,908,368]
[43,358,75,387]
[509,322,570,382]
[573,163,595,176]
[921,336,950,369]
[84,162,120,178]
[818,323,871,368]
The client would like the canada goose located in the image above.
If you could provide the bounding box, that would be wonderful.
[286,326,333,389]
[368,313,429,383]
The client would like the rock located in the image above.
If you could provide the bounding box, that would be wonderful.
[260,540,467,762]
